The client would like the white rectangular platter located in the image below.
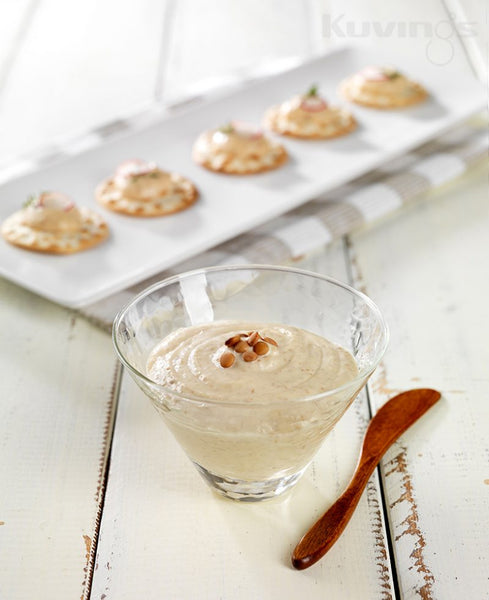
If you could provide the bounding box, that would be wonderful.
[0,45,485,307]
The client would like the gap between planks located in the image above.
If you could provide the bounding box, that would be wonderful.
[344,234,401,600]
[82,362,123,600]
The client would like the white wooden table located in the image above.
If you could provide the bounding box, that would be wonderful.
[1,2,488,599]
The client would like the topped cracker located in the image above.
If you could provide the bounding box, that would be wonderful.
[192,121,288,175]
[1,191,109,254]
[264,84,356,140]
[340,66,427,109]
[96,159,198,217]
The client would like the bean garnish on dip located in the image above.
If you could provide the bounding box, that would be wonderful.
[146,320,358,403]
[220,331,277,368]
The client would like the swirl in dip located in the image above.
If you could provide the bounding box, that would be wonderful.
[192,121,288,174]
[96,159,198,216]
[1,191,109,254]
[264,85,356,139]
[340,66,427,108]
[145,321,360,482]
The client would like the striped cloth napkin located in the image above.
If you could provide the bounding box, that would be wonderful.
[77,118,487,332]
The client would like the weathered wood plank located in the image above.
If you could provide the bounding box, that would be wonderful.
[0,280,119,600]
[348,161,489,598]
[91,240,395,600]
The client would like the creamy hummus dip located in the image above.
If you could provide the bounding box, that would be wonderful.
[145,321,360,482]
[192,121,287,174]
[96,159,198,216]
[147,321,357,401]
[1,191,109,254]
[341,66,427,108]
[265,85,356,139]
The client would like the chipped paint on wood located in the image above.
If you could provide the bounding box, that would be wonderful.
[371,362,401,398]
[81,534,92,600]
[351,394,395,598]
[384,447,435,600]
[83,534,92,557]
[348,230,436,599]
[365,480,393,600]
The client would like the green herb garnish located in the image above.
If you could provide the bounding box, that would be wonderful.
[219,122,235,134]
[130,168,159,180]
[23,194,38,209]
[384,68,400,80]
[306,84,319,97]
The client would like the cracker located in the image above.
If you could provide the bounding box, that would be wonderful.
[1,208,109,255]
[264,107,357,140]
[96,175,198,217]
[340,81,428,109]
[193,145,288,175]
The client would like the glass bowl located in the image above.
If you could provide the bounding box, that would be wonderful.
[113,265,388,501]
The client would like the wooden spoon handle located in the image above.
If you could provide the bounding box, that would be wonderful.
[292,455,377,570]
[292,388,441,570]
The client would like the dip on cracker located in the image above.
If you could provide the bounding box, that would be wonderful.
[340,66,427,109]
[264,84,357,139]
[192,121,287,175]
[95,159,198,217]
[1,191,109,254]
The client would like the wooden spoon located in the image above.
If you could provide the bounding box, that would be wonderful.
[292,388,441,570]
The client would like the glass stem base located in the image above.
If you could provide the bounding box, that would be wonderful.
[193,463,307,502]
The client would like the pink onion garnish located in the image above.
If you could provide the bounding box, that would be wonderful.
[360,66,390,82]
[300,96,328,113]
[37,192,75,212]
[230,120,263,140]
[116,159,157,178]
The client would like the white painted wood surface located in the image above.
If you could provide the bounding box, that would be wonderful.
[0,278,119,600]
[351,161,489,599]
[90,241,396,600]
[0,1,488,599]
[90,165,489,599]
